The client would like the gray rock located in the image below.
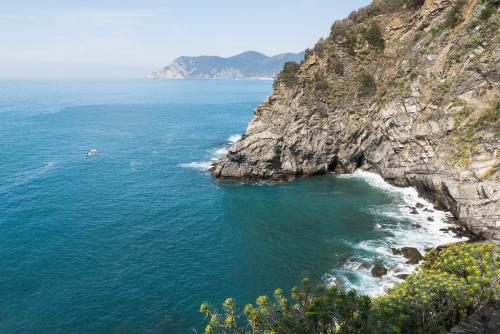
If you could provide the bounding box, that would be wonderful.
[401,247,424,264]
[448,300,500,334]
[211,0,500,241]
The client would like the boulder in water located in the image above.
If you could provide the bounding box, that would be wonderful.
[371,264,388,277]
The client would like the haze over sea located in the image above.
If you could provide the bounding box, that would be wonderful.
[0,79,463,333]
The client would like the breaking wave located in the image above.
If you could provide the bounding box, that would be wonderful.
[179,134,241,171]
[324,170,467,296]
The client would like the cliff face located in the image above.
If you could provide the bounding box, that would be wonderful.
[213,0,500,240]
[149,51,304,79]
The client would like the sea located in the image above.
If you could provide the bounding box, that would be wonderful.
[0,79,465,333]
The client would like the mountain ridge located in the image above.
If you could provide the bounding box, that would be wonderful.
[149,51,305,80]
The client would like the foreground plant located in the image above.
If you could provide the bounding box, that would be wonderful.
[200,242,499,333]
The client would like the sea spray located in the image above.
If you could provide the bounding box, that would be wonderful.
[325,170,467,296]
[179,134,242,171]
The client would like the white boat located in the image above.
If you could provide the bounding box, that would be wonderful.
[86,149,97,157]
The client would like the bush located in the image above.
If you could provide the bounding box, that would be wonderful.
[444,0,467,28]
[474,98,500,137]
[347,0,425,23]
[313,38,327,56]
[332,60,345,76]
[312,76,331,94]
[365,22,385,50]
[200,243,499,334]
[357,71,377,96]
[406,0,425,9]
[200,278,372,334]
[330,19,354,40]
[374,243,500,333]
[478,0,498,20]
[275,61,301,88]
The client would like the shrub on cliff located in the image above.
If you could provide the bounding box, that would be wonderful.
[347,0,425,23]
[275,61,301,88]
[200,278,372,334]
[330,19,354,40]
[200,243,499,334]
[332,60,345,76]
[365,22,385,50]
[357,71,377,96]
[373,243,499,333]
[444,0,467,28]
[406,0,425,9]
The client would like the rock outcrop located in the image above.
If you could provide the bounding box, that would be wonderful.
[213,0,500,240]
[448,300,500,333]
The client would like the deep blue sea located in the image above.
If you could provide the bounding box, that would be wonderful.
[0,79,463,333]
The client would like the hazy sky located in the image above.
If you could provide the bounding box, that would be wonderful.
[0,0,370,78]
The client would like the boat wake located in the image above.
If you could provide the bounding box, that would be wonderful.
[0,161,58,194]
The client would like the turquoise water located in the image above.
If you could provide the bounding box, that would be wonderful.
[0,80,460,333]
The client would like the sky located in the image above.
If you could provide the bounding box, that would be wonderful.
[0,0,370,78]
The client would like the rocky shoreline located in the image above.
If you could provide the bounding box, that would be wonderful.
[212,0,499,240]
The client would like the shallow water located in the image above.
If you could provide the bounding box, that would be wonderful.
[0,79,465,333]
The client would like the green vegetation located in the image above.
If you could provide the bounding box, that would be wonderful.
[406,0,425,9]
[332,60,345,76]
[200,243,499,334]
[312,76,331,95]
[275,61,301,89]
[365,22,385,50]
[450,98,499,167]
[477,0,498,21]
[444,0,467,29]
[393,76,411,96]
[473,98,500,137]
[347,0,425,24]
[357,71,377,96]
[446,0,499,65]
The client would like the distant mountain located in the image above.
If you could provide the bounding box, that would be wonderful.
[149,51,305,80]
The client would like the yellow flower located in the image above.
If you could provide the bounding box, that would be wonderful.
[204,324,213,334]
[200,303,209,313]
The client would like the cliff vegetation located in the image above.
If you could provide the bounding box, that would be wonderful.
[200,243,499,334]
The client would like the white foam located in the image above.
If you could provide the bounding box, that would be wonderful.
[228,134,242,144]
[326,170,467,296]
[130,160,142,171]
[179,133,243,172]
[178,161,213,171]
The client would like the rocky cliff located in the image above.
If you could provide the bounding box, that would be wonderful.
[213,0,500,240]
[149,51,304,79]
